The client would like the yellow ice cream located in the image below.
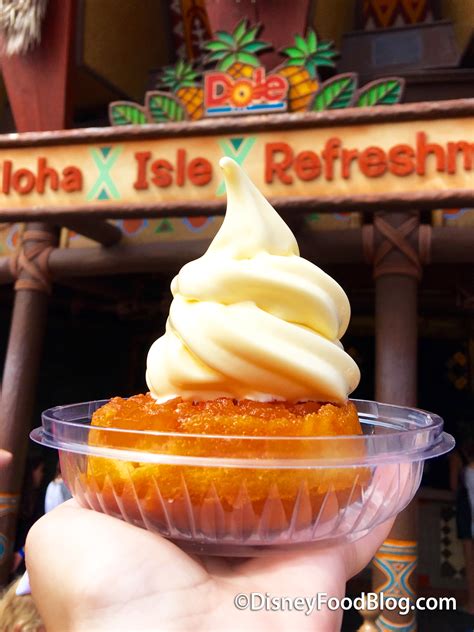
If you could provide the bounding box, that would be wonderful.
[146,157,360,404]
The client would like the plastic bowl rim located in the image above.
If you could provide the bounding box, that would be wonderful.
[38,397,445,442]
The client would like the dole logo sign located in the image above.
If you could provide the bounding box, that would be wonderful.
[204,68,288,117]
[109,20,404,127]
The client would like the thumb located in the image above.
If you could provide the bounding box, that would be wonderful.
[26,500,207,631]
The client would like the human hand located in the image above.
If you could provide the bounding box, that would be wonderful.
[26,500,393,631]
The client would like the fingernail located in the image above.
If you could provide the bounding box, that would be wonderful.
[16,571,31,596]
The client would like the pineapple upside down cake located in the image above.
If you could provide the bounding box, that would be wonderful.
[76,158,367,538]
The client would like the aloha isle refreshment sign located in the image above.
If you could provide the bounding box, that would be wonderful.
[0,105,473,216]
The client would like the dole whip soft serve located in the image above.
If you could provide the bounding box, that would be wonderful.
[146,157,360,404]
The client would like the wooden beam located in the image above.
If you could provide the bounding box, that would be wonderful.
[0,231,366,284]
[0,225,472,285]
[1,192,474,223]
[60,219,122,246]
[56,277,132,300]
[48,239,211,279]
[39,225,474,273]
[0,98,473,149]
[431,226,474,262]
[297,228,365,263]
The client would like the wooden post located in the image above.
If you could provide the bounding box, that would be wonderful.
[0,224,58,583]
[364,211,424,631]
[0,0,76,131]
[0,0,76,584]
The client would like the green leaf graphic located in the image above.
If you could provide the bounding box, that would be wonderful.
[214,30,235,46]
[233,19,247,44]
[311,74,357,111]
[243,41,268,53]
[240,25,260,46]
[109,102,148,126]
[145,92,187,123]
[295,34,309,54]
[356,78,404,107]
[204,40,229,52]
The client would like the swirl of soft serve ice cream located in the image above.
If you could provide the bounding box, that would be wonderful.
[146,157,360,404]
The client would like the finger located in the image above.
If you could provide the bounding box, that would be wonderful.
[26,500,209,631]
[340,517,395,579]
[0,449,12,467]
[340,460,415,579]
[239,516,395,596]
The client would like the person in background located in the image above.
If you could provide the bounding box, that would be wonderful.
[0,578,44,632]
[450,423,474,615]
[44,461,72,513]
[12,456,46,577]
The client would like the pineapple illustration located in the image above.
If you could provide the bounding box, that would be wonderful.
[203,19,270,79]
[278,29,337,112]
[160,60,204,120]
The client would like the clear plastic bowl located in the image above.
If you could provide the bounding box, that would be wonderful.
[31,399,454,556]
